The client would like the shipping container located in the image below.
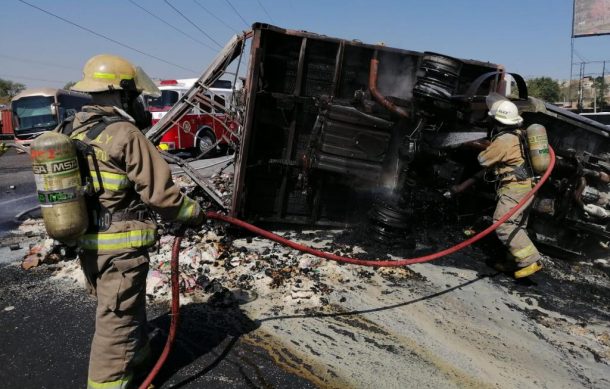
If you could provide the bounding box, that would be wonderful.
[1,109,14,138]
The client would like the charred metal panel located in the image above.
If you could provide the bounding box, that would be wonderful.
[520,101,610,155]
[313,104,394,180]
[232,24,500,226]
[515,99,610,254]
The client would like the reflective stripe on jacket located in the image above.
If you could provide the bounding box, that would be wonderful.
[91,171,131,192]
[497,180,533,196]
[79,229,156,251]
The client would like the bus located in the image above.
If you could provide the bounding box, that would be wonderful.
[11,88,91,147]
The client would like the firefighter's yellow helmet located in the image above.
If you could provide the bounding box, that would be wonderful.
[72,54,160,97]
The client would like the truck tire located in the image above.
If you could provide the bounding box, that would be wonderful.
[195,130,216,157]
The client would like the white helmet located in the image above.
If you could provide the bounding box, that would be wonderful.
[488,100,523,126]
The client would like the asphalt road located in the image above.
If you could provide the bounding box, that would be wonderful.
[0,148,39,236]
[0,262,316,388]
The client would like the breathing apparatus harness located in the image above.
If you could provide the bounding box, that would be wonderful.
[484,125,536,188]
[57,112,151,233]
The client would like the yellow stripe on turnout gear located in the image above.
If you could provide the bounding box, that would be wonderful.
[79,229,156,251]
[511,244,537,261]
[504,181,533,189]
[91,171,131,192]
[177,196,200,222]
[498,181,533,196]
[87,374,133,389]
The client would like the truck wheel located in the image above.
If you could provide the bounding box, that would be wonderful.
[196,131,216,157]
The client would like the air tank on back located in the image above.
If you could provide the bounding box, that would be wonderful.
[30,131,89,244]
[526,124,550,174]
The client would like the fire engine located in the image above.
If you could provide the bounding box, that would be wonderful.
[147,78,238,155]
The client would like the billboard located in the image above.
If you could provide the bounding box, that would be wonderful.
[573,0,610,37]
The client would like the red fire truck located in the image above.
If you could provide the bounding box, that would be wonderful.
[147,78,238,155]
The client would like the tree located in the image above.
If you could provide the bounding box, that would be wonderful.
[526,77,561,103]
[63,81,76,90]
[0,78,26,101]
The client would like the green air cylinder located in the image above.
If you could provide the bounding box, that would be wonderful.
[526,124,550,174]
[30,131,89,243]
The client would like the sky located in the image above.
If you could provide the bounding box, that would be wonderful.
[2,0,610,89]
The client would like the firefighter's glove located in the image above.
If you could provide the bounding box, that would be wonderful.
[188,208,207,228]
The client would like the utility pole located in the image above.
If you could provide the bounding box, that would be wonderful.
[602,61,606,111]
[569,0,575,109]
[569,38,575,108]
[578,62,585,112]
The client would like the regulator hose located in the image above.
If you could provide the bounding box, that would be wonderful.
[206,147,555,267]
[139,227,185,389]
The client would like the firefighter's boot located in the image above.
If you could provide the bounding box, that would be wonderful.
[514,261,543,279]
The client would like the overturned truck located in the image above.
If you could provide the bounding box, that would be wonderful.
[148,23,610,258]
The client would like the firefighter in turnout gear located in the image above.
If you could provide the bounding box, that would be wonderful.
[478,98,543,279]
[65,54,204,388]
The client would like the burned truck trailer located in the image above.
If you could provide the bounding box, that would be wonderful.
[147,23,610,257]
[233,25,502,223]
[230,24,610,257]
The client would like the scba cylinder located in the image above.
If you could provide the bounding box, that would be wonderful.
[30,131,89,243]
[526,124,550,174]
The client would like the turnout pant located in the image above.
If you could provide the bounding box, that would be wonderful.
[493,182,541,268]
[80,249,151,389]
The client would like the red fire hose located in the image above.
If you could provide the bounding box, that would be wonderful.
[207,147,555,267]
[139,229,184,389]
[140,147,555,387]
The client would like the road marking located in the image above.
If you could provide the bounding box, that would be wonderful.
[0,194,38,206]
